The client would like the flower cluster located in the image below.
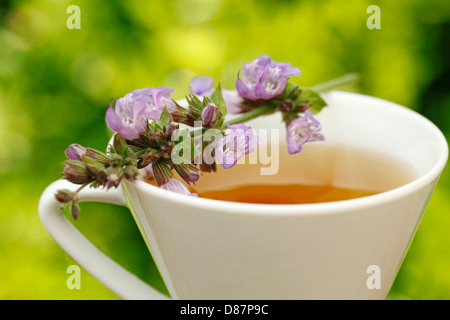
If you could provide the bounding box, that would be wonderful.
[56,55,335,219]
[56,134,138,219]
[236,54,301,100]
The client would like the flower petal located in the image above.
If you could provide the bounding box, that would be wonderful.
[215,124,259,169]
[272,61,301,77]
[286,110,324,154]
[140,86,177,120]
[105,105,123,133]
[160,178,198,197]
[105,105,144,140]
[190,76,214,95]
[255,55,272,67]
[236,74,257,100]
[222,89,243,114]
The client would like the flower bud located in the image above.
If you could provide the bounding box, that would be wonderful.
[289,86,301,100]
[171,102,203,127]
[187,106,202,123]
[70,203,80,220]
[148,131,164,145]
[164,123,178,140]
[137,148,160,169]
[201,103,219,128]
[173,163,200,184]
[65,144,86,161]
[96,169,108,185]
[277,99,296,113]
[170,103,190,124]
[107,167,124,189]
[113,134,129,156]
[55,189,78,204]
[82,155,106,177]
[62,160,92,184]
[108,153,123,167]
[151,161,173,186]
[85,148,109,165]
[124,165,139,180]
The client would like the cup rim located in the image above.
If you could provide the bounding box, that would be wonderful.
[125,90,449,217]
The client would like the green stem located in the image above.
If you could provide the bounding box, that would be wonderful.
[75,182,90,193]
[221,104,276,129]
[220,73,359,128]
[308,72,360,93]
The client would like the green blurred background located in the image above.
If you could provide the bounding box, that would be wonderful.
[0,0,449,299]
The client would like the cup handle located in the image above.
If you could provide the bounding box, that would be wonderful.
[38,179,169,300]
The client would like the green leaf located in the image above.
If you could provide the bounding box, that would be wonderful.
[282,82,301,100]
[186,94,204,111]
[133,147,153,158]
[147,121,156,131]
[297,90,327,114]
[210,83,227,118]
[158,106,171,127]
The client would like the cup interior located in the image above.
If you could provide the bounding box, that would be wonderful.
[134,90,448,208]
[314,91,448,178]
[191,90,447,193]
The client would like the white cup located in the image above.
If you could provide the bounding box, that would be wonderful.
[39,91,448,300]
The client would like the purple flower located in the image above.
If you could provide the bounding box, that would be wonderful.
[235,55,301,100]
[65,144,86,161]
[221,90,244,114]
[106,99,148,140]
[189,76,243,114]
[286,110,324,154]
[140,87,177,120]
[118,87,177,120]
[215,124,259,169]
[160,178,198,197]
[106,87,177,140]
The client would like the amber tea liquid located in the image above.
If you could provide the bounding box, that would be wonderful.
[198,183,378,204]
[189,143,415,204]
[144,143,415,204]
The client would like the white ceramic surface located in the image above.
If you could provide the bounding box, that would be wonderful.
[39,90,448,300]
